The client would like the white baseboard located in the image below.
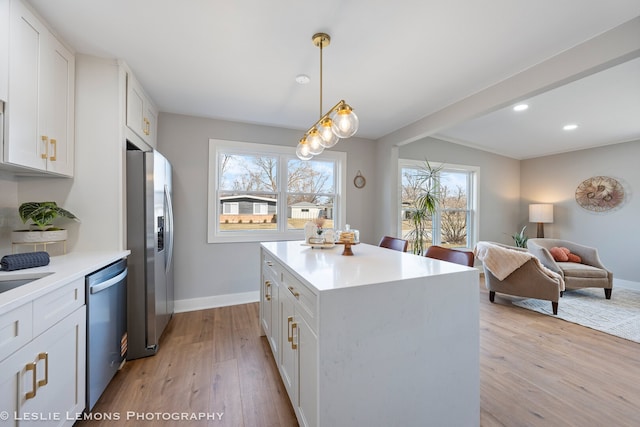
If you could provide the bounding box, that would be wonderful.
[173,278,638,313]
[174,290,260,313]
[614,278,640,291]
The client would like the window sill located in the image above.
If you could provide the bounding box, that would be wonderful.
[208,231,305,244]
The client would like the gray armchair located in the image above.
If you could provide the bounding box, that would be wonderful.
[476,242,564,315]
[527,238,612,299]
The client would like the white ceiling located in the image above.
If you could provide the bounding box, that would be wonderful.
[26,0,640,159]
[436,57,640,159]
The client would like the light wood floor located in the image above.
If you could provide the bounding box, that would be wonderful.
[79,281,640,427]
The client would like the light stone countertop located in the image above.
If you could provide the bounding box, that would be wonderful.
[261,240,475,292]
[0,250,130,314]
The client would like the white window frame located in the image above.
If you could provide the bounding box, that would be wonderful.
[208,139,347,243]
[398,159,479,249]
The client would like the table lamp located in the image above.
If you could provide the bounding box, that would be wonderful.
[529,204,553,238]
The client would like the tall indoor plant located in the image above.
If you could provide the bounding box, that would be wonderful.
[405,161,442,255]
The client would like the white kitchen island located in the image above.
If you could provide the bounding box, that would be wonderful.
[260,241,480,427]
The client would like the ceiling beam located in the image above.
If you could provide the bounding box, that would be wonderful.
[378,16,640,147]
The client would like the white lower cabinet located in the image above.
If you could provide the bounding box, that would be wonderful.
[280,283,317,427]
[260,253,280,361]
[0,306,85,426]
[261,250,318,427]
[261,241,481,427]
[290,305,317,427]
[0,302,32,362]
[0,277,86,427]
[278,290,295,394]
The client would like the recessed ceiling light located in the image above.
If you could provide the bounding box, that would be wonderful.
[563,124,579,131]
[295,74,310,84]
[513,104,529,112]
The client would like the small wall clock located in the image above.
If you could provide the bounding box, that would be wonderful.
[354,171,366,189]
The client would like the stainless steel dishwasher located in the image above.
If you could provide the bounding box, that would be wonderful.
[85,258,128,411]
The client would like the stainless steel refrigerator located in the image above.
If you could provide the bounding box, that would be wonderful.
[126,149,174,360]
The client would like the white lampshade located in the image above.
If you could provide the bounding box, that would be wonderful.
[529,204,554,223]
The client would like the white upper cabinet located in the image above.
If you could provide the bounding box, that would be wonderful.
[0,0,9,101]
[126,72,157,148]
[41,34,74,176]
[3,0,75,176]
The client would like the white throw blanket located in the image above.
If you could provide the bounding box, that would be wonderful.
[474,242,563,285]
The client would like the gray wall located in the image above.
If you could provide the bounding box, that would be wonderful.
[0,172,19,256]
[5,109,636,304]
[157,112,377,303]
[521,139,639,282]
[399,137,522,245]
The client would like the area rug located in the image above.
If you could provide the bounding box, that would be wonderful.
[512,287,640,344]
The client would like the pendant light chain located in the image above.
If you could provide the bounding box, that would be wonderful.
[295,32,359,161]
[319,37,323,120]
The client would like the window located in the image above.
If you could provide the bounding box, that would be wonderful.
[399,159,478,251]
[208,139,346,243]
[253,203,268,215]
[223,202,239,215]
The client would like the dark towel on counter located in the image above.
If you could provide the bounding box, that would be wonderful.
[1,252,50,271]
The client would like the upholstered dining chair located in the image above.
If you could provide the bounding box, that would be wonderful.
[378,236,408,252]
[424,245,475,267]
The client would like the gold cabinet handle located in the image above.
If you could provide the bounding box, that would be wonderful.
[288,286,299,299]
[37,352,49,387]
[143,117,150,135]
[41,135,49,159]
[265,280,271,301]
[291,322,298,350]
[25,362,37,399]
[287,316,293,343]
[49,139,57,161]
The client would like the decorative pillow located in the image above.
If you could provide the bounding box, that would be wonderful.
[549,246,569,262]
[566,253,582,263]
[559,247,583,263]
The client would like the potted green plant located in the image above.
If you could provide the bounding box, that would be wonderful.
[512,225,528,248]
[12,201,79,244]
[405,160,442,255]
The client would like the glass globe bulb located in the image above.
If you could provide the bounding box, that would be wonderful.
[318,118,339,148]
[306,128,325,155]
[296,139,313,160]
[331,104,359,138]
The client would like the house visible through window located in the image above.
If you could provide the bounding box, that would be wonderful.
[208,139,346,243]
[399,160,478,251]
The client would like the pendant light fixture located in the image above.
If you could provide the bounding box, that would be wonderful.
[296,33,359,161]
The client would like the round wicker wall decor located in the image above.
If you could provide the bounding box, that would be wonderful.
[575,176,624,212]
